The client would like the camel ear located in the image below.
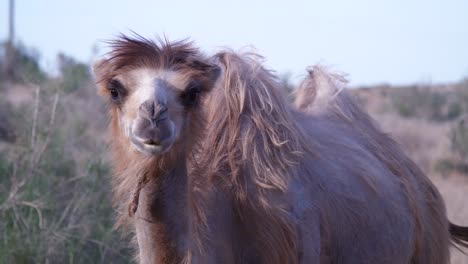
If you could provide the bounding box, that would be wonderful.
[205,63,221,85]
[192,59,221,90]
[206,64,221,92]
[92,59,108,84]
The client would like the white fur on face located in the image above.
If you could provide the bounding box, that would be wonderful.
[123,68,188,112]
[115,68,189,154]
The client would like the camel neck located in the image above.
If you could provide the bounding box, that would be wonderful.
[134,154,189,264]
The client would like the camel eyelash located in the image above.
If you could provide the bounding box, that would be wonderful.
[180,81,201,107]
[107,79,127,103]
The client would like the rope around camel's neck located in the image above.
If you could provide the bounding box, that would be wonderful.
[128,173,150,217]
[126,150,184,218]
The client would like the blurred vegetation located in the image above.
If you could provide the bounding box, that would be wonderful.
[0,43,132,263]
[1,41,47,83]
[388,83,468,174]
[389,84,466,121]
[57,53,92,93]
[449,117,468,173]
[354,80,468,176]
[0,99,16,142]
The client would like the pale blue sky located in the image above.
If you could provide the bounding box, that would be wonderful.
[1,0,467,85]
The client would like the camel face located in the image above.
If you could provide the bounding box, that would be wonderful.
[112,68,197,156]
[93,36,219,157]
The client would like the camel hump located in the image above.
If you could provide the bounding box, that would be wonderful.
[294,65,348,113]
[294,65,367,124]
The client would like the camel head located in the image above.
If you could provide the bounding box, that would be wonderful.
[93,35,219,156]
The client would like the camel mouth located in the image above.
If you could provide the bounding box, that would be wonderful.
[129,125,176,157]
[130,134,174,156]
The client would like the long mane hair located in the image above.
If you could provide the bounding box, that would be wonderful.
[195,51,313,263]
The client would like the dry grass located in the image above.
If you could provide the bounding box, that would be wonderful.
[0,80,132,264]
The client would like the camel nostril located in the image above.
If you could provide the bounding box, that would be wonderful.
[143,139,161,146]
[139,100,168,123]
[139,101,156,119]
[152,106,168,122]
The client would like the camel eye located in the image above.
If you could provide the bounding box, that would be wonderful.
[107,79,125,103]
[110,88,119,99]
[180,82,201,107]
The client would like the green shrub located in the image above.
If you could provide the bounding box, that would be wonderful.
[391,85,420,118]
[451,118,468,164]
[1,42,47,83]
[391,85,464,122]
[435,159,456,173]
[447,103,462,120]
[57,53,91,93]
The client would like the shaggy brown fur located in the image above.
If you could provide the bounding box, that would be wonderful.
[294,65,468,262]
[191,51,311,263]
[94,35,468,264]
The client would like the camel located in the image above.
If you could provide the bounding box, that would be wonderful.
[93,35,468,263]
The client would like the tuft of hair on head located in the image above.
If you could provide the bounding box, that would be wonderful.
[92,33,208,90]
